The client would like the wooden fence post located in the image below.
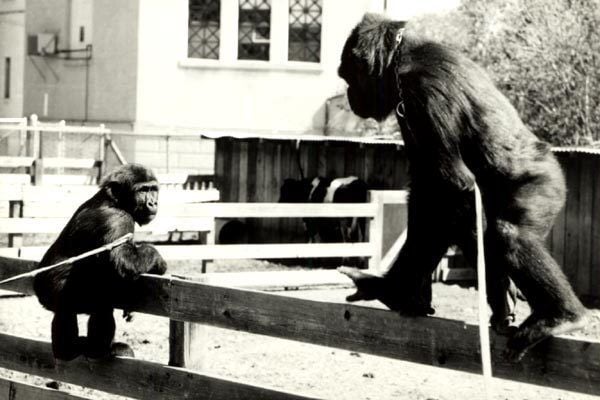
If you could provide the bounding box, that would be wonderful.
[168,274,208,370]
[29,114,43,185]
[7,200,23,248]
[368,190,384,271]
[168,319,207,370]
[98,128,107,180]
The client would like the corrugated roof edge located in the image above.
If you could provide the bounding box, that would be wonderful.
[200,131,405,146]
[551,146,600,155]
[198,132,600,154]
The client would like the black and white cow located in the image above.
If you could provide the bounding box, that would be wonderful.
[279,176,368,244]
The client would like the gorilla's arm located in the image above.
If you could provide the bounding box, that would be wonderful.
[110,243,167,280]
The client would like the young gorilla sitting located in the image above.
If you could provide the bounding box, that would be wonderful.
[33,164,167,361]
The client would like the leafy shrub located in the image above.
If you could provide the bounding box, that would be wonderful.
[410,0,600,145]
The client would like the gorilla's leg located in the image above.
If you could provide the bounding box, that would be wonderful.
[492,220,588,361]
[86,309,116,359]
[51,311,83,361]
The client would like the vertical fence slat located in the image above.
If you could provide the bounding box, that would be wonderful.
[550,154,568,270]
[577,155,594,297]
[237,141,248,203]
[368,191,384,271]
[564,154,581,285]
[317,141,328,177]
[591,156,600,302]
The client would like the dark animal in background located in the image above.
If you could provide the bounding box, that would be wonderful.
[33,164,167,361]
[337,13,588,361]
[279,176,368,244]
[218,219,248,244]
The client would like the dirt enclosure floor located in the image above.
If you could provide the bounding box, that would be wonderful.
[1,260,599,400]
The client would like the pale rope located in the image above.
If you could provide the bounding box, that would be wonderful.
[0,233,133,286]
[475,183,493,396]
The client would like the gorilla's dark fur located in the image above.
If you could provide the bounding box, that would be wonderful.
[338,13,588,361]
[34,164,167,361]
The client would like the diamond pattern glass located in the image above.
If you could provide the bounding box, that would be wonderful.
[238,0,271,60]
[188,0,220,59]
[288,0,321,62]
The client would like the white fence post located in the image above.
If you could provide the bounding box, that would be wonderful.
[368,190,384,272]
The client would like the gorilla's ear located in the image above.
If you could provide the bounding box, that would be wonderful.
[356,13,406,76]
[104,180,125,204]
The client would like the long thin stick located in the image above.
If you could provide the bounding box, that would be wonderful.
[0,233,133,286]
[474,183,493,395]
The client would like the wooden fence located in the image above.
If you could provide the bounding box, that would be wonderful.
[213,137,600,301]
[0,257,598,399]
[0,187,473,283]
[550,150,600,303]
[213,136,409,246]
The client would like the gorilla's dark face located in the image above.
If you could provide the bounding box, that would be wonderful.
[101,163,159,226]
[338,15,405,122]
[131,181,159,225]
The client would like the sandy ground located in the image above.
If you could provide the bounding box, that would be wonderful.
[0,260,599,400]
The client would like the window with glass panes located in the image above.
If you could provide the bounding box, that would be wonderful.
[188,0,221,59]
[238,0,271,60]
[288,0,321,62]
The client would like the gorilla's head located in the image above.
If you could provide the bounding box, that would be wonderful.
[100,164,159,225]
[338,13,406,121]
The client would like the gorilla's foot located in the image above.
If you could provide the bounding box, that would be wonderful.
[490,312,516,336]
[53,337,86,362]
[505,311,590,362]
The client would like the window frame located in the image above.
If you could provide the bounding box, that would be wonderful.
[182,0,323,72]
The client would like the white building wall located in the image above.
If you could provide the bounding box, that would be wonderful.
[88,0,138,122]
[23,0,138,123]
[0,0,25,117]
[134,0,377,135]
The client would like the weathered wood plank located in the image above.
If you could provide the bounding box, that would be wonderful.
[229,140,240,203]
[0,333,314,400]
[162,202,378,218]
[238,141,249,203]
[0,174,31,185]
[147,277,600,396]
[563,154,581,285]
[367,191,384,270]
[0,216,214,234]
[168,319,207,370]
[21,186,219,203]
[551,201,567,270]
[7,242,376,262]
[0,259,599,396]
[0,156,34,168]
[38,175,97,186]
[246,139,258,203]
[197,270,354,291]
[42,157,96,169]
[0,377,92,400]
[576,155,594,296]
[591,156,600,301]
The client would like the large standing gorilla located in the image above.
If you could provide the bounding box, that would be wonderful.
[33,164,167,361]
[337,13,588,361]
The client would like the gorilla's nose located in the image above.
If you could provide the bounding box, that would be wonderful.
[147,199,158,213]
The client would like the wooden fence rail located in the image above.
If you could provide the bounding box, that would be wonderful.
[0,333,313,400]
[0,257,598,398]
